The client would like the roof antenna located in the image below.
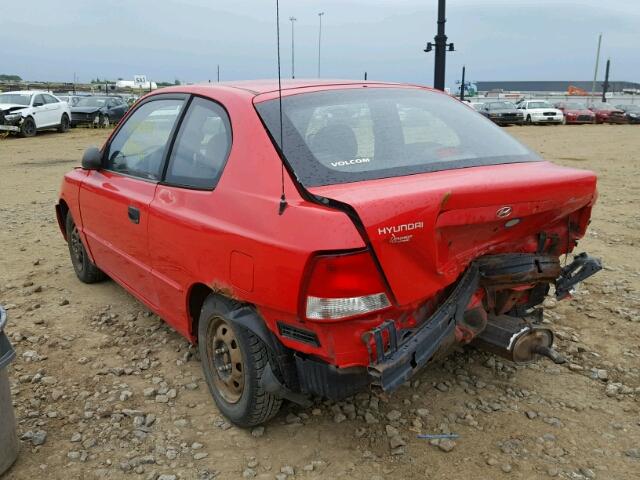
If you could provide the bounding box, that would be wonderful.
[276,0,288,215]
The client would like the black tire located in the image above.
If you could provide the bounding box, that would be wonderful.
[198,295,282,427]
[20,117,36,137]
[65,213,105,283]
[57,114,70,133]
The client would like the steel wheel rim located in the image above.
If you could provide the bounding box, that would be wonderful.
[70,226,84,271]
[208,317,244,403]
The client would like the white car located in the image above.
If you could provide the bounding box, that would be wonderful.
[0,91,71,137]
[516,100,564,125]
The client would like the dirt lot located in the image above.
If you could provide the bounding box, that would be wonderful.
[0,125,638,480]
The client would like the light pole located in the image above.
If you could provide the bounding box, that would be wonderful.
[317,12,325,78]
[424,0,455,91]
[602,58,611,103]
[289,16,297,79]
[591,33,602,104]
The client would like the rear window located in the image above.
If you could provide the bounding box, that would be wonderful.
[255,88,538,187]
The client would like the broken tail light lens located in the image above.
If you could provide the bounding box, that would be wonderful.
[303,250,391,320]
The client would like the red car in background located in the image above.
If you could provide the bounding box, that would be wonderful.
[56,80,601,426]
[588,102,627,124]
[554,101,596,124]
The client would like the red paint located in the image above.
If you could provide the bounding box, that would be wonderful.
[57,80,598,369]
[554,102,596,124]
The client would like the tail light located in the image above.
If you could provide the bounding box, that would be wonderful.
[302,250,391,320]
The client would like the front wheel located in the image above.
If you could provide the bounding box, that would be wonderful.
[198,296,282,427]
[65,213,106,283]
[20,117,36,137]
[99,114,110,128]
[57,114,70,133]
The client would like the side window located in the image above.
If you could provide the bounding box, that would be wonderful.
[33,94,45,107]
[44,94,59,104]
[104,99,184,181]
[164,97,232,189]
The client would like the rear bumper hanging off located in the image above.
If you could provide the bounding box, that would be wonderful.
[366,263,479,391]
[555,253,602,300]
[364,252,601,392]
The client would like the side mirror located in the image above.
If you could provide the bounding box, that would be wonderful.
[33,101,44,107]
[81,147,103,170]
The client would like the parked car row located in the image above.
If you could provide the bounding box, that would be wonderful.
[470,99,640,126]
[0,90,131,137]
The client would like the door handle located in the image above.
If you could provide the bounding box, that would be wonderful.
[128,206,140,224]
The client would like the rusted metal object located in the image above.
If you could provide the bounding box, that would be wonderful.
[473,314,565,364]
[476,254,561,315]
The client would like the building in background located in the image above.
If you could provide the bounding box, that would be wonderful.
[115,75,157,90]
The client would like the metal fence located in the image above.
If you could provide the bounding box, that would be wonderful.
[472,94,639,106]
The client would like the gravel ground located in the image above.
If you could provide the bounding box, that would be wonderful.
[0,125,638,480]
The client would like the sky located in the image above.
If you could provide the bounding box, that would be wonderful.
[1,0,639,89]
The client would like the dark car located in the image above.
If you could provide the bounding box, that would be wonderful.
[615,104,640,124]
[70,96,129,128]
[478,101,524,126]
[56,80,601,427]
[588,102,626,124]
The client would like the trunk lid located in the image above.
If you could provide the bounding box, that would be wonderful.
[309,161,597,306]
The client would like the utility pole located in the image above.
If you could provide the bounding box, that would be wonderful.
[317,12,325,78]
[289,16,297,79]
[602,58,611,102]
[460,65,466,101]
[424,0,454,91]
[217,65,220,82]
[364,71,368,81]
[591,33,602,104]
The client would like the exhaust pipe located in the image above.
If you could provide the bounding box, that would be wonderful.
[473,314,566,364]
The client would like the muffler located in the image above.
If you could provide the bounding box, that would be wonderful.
[473,314,565,364]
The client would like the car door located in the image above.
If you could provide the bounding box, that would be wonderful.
[43,94,63,124]
[79,94,187,306]
[31,94,50,127]
[148,96,232,331]
[110,98,127,122]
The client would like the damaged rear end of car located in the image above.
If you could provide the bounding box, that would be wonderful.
[255,84,601,400]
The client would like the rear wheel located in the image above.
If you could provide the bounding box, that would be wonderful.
[65,214,105,283]
[198,296,282,427]
[20,117,36,137]
[57,114,70,133]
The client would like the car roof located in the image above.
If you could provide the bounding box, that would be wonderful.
[203,79,409,94]
[1,90,47,95]
[159,79,429,97]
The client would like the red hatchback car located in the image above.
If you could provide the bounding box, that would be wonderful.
[554,101,596,124]
[57,80,601,426]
